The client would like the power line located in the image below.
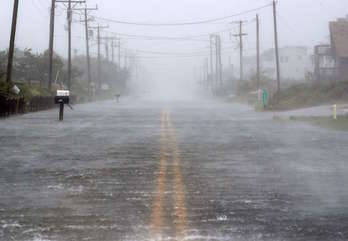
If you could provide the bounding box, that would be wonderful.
[105,28,236,41]
[93,3,272,26]
[31,0,49,17]
[61,39,238,56]
[277,13,297,33]
[134,49,210,56]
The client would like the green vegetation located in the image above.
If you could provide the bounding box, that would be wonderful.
[289,115,348,131]
[236,74,274,94]
[231,75,274,109]
[267,80,348,111]
[0,51,6,80]
[0,81,51,101]
[226,91,257,106]
[234,75,348,111]
[0,47,131,105]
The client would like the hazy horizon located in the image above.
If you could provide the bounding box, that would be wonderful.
[1,0,348,96]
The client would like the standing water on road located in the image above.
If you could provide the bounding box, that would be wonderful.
[2,0,348,240]
[1,100,348,241]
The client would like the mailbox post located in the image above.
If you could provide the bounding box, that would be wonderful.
[55,90,70,121]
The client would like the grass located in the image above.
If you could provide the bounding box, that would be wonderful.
[288,115,348,131]
[233,79,348,111]
[267,80,348,111]
[226,92,258,105]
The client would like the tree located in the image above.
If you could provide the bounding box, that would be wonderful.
[9,48,65,88]
[14,48,38,82]
[59,64,83,87]
[0,51,7,80]
[72,55,129,94]
[36,50,64,88]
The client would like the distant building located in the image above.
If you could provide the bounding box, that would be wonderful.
[244,46,312,84]
[313,44,336,81]
[329,17,348,80]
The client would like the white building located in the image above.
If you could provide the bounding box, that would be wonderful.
[243,46,312,84]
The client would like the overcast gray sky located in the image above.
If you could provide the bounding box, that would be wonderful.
[1,0,348,95]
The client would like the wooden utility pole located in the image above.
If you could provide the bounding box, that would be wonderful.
[84,7,96,98]
[205,58,209,89]
[214,36,218,87]
[109,37,121,64]
[111,38,114,63]
[124,49,128,69]
[105,38,109,61]
[256,14,260,90]
[97,25,101,91]
[217,36,223,86]
[134,54,139,82]
[84,8,92,98]
[213,35,223,87]
[67,0,72,90]
[240,22,244,82]
[101,36,121,64]
[100,36,119,63]
[118,39,121,69]
[239,21,243,81]
[6,0,19,84]
[209,35,214,90]
[213,35,219,88]
[89,24,108,92]
[74,5,97,98]
[273,0,281,93]
[56,0,85,90]
[48,0,56,91]
[233,21,248,81]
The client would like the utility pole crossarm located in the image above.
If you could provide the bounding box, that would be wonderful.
[74,5,98,11]
[233,33,248,37]
[89,25,109,29]
[232,21,248,81]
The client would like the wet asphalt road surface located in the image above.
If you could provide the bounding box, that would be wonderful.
[1,99,348,241]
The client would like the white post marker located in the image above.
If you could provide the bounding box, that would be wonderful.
[333,104,337,120]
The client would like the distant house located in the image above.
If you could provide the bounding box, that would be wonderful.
[330,18,348,80]
[313,44,336,81]
[243,46,312,84]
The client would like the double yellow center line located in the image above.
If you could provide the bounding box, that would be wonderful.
[150,109,188,240]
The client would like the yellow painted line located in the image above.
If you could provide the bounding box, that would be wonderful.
[150,109,188,240]
[167,112,188,239]
[150,110,168,236]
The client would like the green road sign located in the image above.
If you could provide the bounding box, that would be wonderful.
[262,89,269,106]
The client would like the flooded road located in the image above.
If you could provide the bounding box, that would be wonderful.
[1,99,348,241]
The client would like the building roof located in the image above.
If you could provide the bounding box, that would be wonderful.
[330,20,348,58]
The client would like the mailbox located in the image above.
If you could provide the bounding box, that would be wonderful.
[11,85,21,95]
[55,90,70,104]
[55,90,70,121]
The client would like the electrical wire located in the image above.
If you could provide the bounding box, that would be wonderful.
[133,49,210,56]
[104,28,236,41]
[31,0,49,17]
[93,3,272,26]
